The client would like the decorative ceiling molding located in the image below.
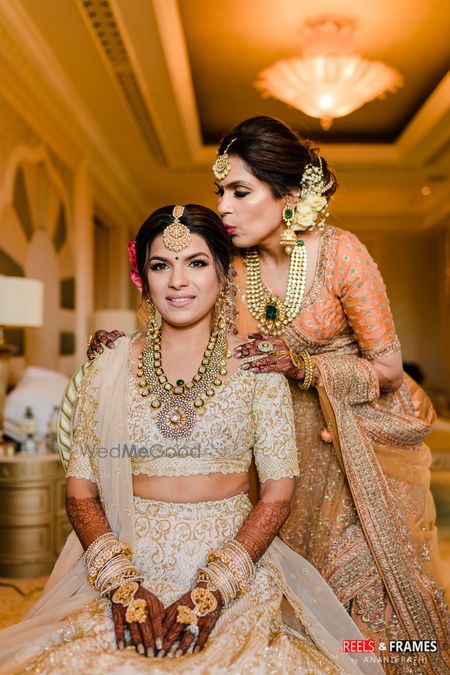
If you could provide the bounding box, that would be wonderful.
[79,0,165,164]
[0,0,146,227]
[143,0,450,175]
[108,0,203,167]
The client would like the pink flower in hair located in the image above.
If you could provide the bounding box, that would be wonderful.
[128,240,143,291]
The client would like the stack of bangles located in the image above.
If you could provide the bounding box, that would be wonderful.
[85,532,144,597]
[176,539,255,636]
[289,348,315,390]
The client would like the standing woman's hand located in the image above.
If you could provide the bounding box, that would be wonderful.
[111,583,165,657]
[87,329,124,361]
[234,333,304,380]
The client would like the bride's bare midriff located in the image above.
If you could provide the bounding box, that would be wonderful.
[132,472,249,503]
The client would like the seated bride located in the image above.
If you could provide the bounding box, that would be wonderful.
[0,204,379,674]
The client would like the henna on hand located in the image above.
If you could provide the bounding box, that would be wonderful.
[235,499,290,563]
[234,333,304,380]
[87,329,125,361]
[112,585,165,656]
[65,496,110,550]
[162,583,223,657]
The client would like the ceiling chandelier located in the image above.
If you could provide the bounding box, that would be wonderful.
[255,17,403,130]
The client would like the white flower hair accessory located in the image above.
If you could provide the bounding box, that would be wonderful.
[292,157,334,232]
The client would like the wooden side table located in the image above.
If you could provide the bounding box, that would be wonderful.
[0,451,71,578]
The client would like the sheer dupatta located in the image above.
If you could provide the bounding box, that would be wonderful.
[0,338,134,663]
[313,352,450,675]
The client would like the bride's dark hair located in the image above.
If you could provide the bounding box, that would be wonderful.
[135,204,233,297]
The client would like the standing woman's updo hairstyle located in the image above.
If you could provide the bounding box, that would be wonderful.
[217,116,337,201]
[134,203,233,299]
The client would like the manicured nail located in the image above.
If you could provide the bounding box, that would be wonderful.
[241,363,249,370]
[157,649,165,658]
[118,640,124,650]
[137,644,145,654]
[156,638,162,650]
[194,646,201,653]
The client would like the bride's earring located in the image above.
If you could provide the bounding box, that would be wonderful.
[212,290,226,333]
[146,297,158,339]
[280,201,297,255]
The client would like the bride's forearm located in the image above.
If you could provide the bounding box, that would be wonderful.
[66,495,111,550]
[234,477,294,563]
[235,498,290,563]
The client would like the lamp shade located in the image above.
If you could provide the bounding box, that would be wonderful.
[91,309,138,335]
[0,276,44,327]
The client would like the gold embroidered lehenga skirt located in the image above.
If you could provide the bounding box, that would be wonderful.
[1,494,376,675]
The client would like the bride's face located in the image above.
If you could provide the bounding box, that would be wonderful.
[146,232,221,328]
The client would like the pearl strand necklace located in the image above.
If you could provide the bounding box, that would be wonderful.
[244,240,308,336]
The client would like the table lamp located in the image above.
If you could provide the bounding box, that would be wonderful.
[0,276,44,454]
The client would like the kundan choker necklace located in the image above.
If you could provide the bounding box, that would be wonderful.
[244,242,308,336]
[137,327,230,438]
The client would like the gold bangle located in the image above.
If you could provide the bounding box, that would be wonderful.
[297,349,315,390]
[289,348,305,371]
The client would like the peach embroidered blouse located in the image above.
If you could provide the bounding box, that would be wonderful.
[234,226,400,360]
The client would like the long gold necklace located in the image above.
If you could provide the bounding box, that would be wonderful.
[245,240,308,336]
[137,327,230,438]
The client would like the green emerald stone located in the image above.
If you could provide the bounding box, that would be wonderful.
[296,239,304,246]
[266,304,277,320]
[284,208,293,219]
[176,379,185,386]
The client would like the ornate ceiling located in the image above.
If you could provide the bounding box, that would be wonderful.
[0,0,449,233]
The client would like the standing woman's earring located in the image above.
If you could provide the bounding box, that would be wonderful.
[280,202,297,255]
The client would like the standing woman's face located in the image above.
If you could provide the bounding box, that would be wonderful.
[216,156,284,248]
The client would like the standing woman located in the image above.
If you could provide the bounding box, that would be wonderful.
[87,117,449,670]
[212,116,449,670]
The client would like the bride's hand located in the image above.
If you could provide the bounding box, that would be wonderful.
[111,584,165,657]
[161,585,223,657]
[87,329,124,361]
[234,333,303,380]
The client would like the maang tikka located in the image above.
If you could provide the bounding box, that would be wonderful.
[162,205,191,252]
[213,139,236,181]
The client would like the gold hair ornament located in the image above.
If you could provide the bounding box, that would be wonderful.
[162,205,191,252]
[213,139,236,181]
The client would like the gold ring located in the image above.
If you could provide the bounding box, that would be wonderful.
[257,341,275,354]
[176,605,198,626]
[241,354,267,364]
[125,598,147,624]
[87,334,94,348]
